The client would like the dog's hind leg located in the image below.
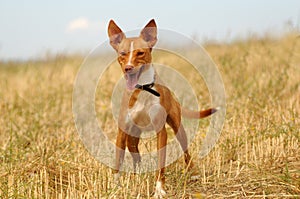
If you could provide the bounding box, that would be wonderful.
[167,114,202,180]
[175,124,194,168]
[167,114,194,169]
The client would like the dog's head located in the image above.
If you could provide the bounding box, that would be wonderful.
[108,19,157,90]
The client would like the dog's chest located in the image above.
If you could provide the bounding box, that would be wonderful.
[127,91,162,129]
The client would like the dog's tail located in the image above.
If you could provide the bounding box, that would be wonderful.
[182,107,219,119]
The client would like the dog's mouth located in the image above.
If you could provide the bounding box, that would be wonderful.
[125,66,144,90]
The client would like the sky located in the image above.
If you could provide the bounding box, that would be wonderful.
[0,0,299,60]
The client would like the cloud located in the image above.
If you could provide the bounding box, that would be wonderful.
[66,17,91,32]
[65,17,106,34]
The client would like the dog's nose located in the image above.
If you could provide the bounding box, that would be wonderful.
[125,65,134,72]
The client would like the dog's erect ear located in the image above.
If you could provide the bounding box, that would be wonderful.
[140,19,157,48]
[108,20,125,51]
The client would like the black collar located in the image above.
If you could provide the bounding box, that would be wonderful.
[135,83,160,97]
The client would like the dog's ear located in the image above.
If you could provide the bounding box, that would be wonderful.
[108,20,125,51]
[140,19,157,48]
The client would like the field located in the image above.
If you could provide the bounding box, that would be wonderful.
[0,33,299,198]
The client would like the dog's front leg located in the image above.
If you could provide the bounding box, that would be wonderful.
[154,126,167,198]
[114,128,127,183]
[126,125,141,172]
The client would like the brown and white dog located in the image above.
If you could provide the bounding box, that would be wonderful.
[108,19,217,198]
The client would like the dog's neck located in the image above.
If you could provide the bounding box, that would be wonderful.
[138,64,155,85]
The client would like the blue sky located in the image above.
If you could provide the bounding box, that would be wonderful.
[0,0,299,60]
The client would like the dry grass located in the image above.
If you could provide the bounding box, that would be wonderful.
[0,33,299,198]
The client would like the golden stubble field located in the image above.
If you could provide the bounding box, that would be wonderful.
[0,33,299,198]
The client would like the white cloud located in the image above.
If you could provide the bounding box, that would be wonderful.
[65,17,106,34]
[66,17,90,32]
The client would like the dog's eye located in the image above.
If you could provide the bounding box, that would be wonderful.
[137,51,145,56]
[119,51,126,56]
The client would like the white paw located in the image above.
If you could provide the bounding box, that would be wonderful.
[114,173,120,182]
[154,181,166,198]
[113,173,121,187]
[190,174,201,181]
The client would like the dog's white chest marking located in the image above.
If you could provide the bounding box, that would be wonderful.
[127,90,164,130]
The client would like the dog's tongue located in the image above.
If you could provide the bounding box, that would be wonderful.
[126,73,138,90]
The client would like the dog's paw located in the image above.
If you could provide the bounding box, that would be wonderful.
[113,173,123,188]
[113,173,120,183]
[154,181,166,198]
[187,169,201,181]
[154,188,166,198]
[190,174,201,181]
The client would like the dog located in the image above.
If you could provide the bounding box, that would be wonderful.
[107,19,217,198]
